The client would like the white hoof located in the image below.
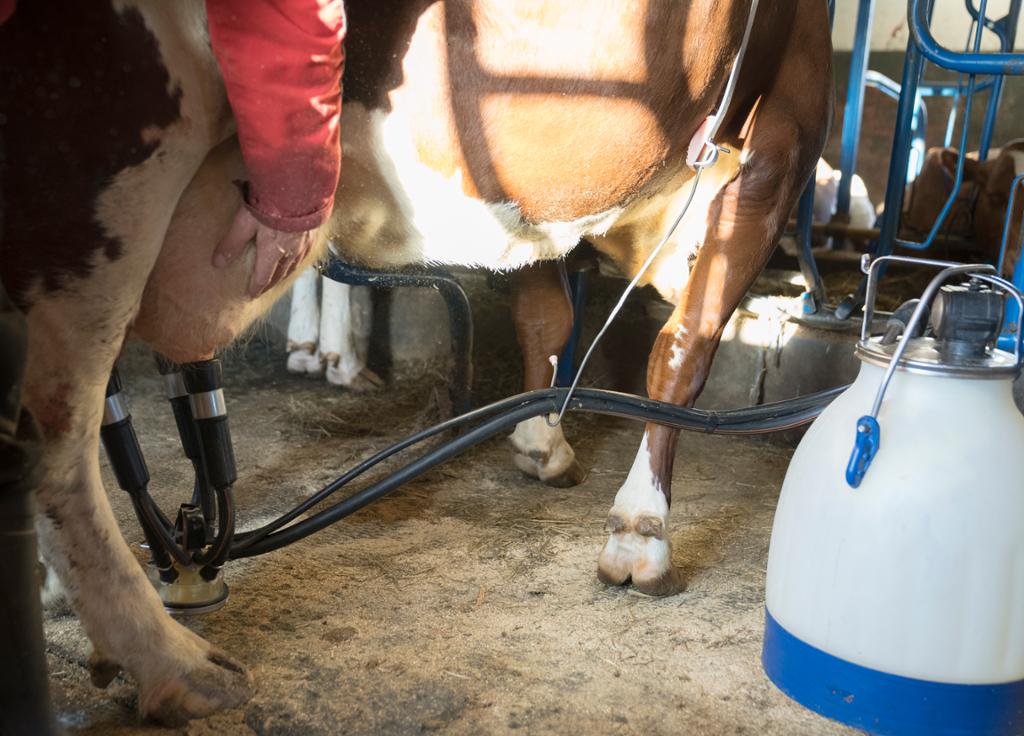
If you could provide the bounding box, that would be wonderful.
[509,416,586,487]
[597,509,684,596]
[287,345,322,375]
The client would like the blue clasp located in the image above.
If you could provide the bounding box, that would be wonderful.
[845,416,880,489]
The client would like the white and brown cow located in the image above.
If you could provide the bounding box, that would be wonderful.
[0,0,832,723]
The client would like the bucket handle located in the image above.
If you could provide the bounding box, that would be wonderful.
[847,256,1023,488]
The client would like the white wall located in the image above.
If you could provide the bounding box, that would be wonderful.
[831,0,1017,52]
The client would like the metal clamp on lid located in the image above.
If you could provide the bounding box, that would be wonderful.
[846,255,1024,488]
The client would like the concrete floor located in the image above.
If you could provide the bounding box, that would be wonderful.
[42,288,858,735]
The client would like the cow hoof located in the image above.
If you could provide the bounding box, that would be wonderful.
[325,365,384,392]
[140,646,253,726]
[512,450,588,487]
[88,650,123,689]
[287,347,323,376]
[540,458,587,488]
[596,512,685,596]
[633,565,686,597]
[509,417,584,487]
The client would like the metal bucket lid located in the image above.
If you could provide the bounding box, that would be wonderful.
[856,335,1020,378]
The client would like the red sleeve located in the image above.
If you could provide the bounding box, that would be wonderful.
[205,0,346,232]
[0,0,15,25]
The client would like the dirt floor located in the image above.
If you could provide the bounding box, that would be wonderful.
[38,48,1018,734]
[40,287,858,736]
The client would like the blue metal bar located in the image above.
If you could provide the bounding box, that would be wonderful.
[789,0,836,312]
[943,14,980,149]
[910,0,1024,75]
[919,78,997,95]
[977,0,1021,157]
[997,174,1024,275]
[865,70,929,180]
[795,177,826,314]
[977,73,1004,159]
[873,34,927,261]
[836,0,876,219]
[893,0,990,251]
[965,0,1012,39]
[897,74,979,252]
[999,179,1024,350]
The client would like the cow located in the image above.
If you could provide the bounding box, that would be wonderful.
[903,140,1024,272]
[285,267,380,390]
[0,0,832,723]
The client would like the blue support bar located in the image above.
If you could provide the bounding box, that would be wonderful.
[872,34,927,264]
[795,177,826,314]
[910,0,1024,75]
[895,73,980,252]
[976,0,1022,157]
[997,174,1024,275]
[836,0,876,220]
[788,0,836,313]
[865,70,929,180]
[918,78,997,95]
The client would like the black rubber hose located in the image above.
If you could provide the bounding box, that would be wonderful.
[230,383,846,558]
[126,495,178,583]
[196,483,235,578]
[231,401,545,557]
[236,383,846,551]
[139,494,193,566]
[231,390,553,550]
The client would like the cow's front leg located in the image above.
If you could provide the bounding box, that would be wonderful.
[508,261,585,487]
[599,78,827,595]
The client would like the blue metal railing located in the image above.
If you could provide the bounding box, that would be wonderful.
[996,174,1024,351]
[799,0,1023,321]
[910,0,1024,75]
[836,0,876,219]
[873,0,1021,258]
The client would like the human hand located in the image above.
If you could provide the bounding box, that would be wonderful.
[213,205,316,297]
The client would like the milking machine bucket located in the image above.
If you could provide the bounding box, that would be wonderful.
[762,255,1024,735]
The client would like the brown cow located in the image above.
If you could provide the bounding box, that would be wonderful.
[0,0,832,723]
[903,140,1024,272]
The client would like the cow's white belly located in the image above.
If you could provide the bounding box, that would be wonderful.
[328,101,742,308]
[328,103,624,271]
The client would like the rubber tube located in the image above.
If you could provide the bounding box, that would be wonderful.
[231,384,846,557]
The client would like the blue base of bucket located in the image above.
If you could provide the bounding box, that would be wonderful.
[762,609,1024,735]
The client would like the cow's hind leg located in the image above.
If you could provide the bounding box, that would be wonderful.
[508,262,586,487]
[598,33,830,595]
[287,266,324,375]
[321,279,382,391]
[25,272,251,724]
[24,141,266,724]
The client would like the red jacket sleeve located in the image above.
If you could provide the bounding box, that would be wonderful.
[206,0,346,232]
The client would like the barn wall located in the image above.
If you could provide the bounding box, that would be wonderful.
[831,0,1017,52]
